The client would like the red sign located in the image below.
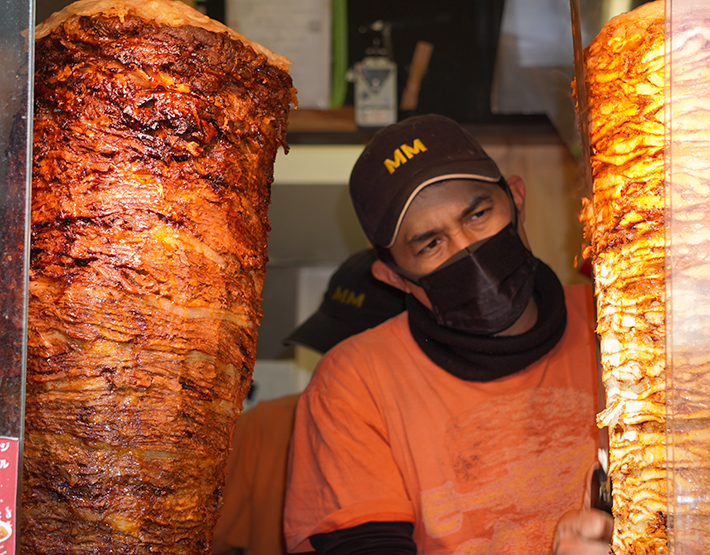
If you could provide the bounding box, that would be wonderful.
[0,437,19,555]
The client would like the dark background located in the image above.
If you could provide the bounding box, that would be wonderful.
[344,0,507,123]
[198,0,512,124]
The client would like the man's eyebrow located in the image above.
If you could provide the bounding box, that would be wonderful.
[407,227,441,246]
[459,193,491,220]
[406,192,492,247]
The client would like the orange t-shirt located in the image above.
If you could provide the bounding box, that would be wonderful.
[284,284,599,554]
[212,393,301,555]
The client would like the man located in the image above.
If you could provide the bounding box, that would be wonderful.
[211,249,405,555]
[284,114,613,554]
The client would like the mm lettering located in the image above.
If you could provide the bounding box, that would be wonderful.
[331,286,365,308]
[384,139,427,174]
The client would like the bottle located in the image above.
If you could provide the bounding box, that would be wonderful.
[353,21,397,128]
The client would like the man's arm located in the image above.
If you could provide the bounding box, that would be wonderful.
[310,521,416,555]
[283,348,416,553]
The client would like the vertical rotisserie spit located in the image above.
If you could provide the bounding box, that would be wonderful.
[12,0,296,552]
[579,1,667,553]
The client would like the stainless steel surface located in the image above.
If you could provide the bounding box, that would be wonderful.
[569,0,593,198]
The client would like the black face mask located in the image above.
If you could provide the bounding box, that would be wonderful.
[393,223,538,335]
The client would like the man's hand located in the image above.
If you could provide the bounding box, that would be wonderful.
[552,507,613,554]
[552,464,613,554]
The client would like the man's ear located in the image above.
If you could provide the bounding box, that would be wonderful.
[507,174,526,224]
[506,174,533,250]
[371,259,412,294]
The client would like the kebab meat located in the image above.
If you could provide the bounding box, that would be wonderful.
[8,0,296,552]
[579,1,666,553]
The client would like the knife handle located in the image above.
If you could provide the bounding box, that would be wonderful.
[591,466,613,515]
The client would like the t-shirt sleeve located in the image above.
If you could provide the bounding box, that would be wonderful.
[284,343,416,553]
[211,403,260,553]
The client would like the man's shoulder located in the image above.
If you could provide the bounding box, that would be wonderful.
[331,311,410,353]
[562,282,595,321]
[307,312,414,390]
[563,282,593,297]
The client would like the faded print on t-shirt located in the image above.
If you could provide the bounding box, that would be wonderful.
[421,386,594,554]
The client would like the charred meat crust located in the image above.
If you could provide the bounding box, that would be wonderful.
[21,12,292,554]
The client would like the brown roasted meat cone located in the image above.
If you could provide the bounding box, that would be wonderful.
[14,0,296,552]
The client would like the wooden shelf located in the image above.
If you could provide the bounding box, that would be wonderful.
[285,108,560,146]
[287,107,358,133]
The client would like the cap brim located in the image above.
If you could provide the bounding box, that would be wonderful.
[282,310,366,355]
[381,161,502,248]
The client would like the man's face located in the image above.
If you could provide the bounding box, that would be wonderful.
[372,176,536,335]
[389,178,516,279]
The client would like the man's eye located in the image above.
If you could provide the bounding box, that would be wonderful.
[468,208,489,221]
[418,238,439,255]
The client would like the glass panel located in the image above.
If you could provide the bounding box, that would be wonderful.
[665,0,710,553]
[0,0,34,553]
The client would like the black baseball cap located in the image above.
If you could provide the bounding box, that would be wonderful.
[349,114,503,248]
[283,249,406,354]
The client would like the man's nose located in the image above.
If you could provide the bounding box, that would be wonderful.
[448,231,478,256]
[452,221,509,254]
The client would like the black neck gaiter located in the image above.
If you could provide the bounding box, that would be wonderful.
[407,260,567,381]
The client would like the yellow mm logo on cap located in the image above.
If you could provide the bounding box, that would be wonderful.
[384,139,427,174]
[332,286,365,308]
